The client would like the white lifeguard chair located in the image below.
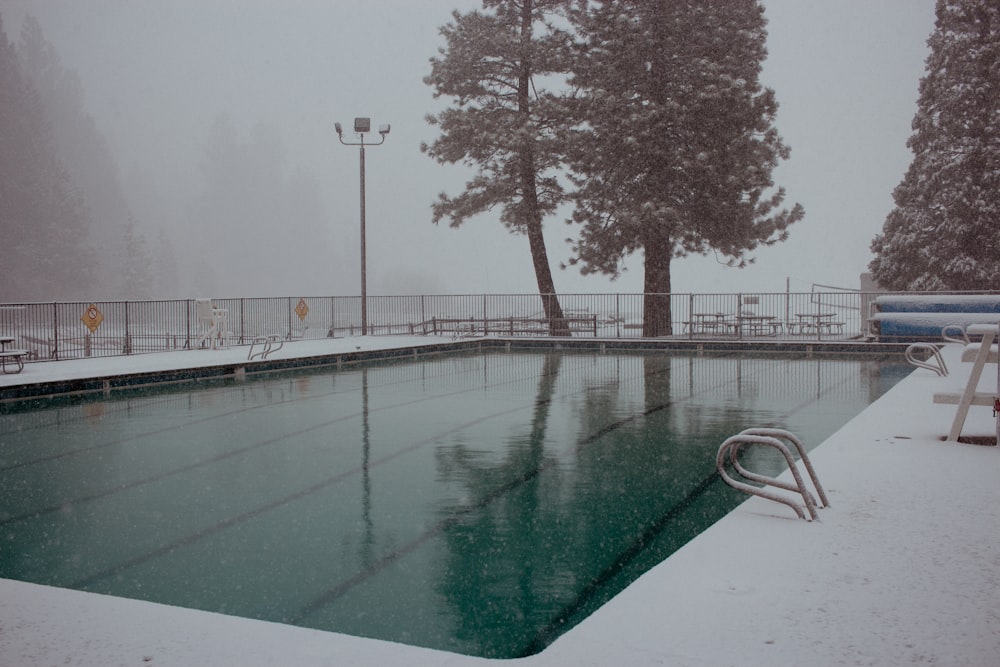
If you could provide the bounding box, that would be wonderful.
[195,299,229,349]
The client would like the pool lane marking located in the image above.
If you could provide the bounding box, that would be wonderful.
[1,387,357,472]
[774,363,866,421]
[0,355,505,472]
[0,370,547,526]
[289,448,552,624]
[519,363,873,656]
[236,357,875,638]
[290,356,776,624]
[67,398,551,591]
[48,355,799,623]
[63,355,618,592]
[0,408,363,526]
[0,359,559,522]
[517,471,723,658]
[66,354,774,621]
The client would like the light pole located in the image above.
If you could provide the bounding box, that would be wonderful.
[335,117,390,336]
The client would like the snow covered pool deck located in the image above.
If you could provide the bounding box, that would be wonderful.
[2,337,999,666]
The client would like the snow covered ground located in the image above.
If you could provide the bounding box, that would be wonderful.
[2,336,999,666]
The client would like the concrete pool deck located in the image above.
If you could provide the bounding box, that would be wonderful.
[1,336,998,666]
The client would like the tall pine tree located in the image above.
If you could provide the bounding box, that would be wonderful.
[0,13,93,301]
[19,14,148,298]
[869,0,999,290]
[564,0,802,335]
[423,0,572,334]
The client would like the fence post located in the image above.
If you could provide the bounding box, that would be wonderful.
[124,301,132,354]
[52,302,59,360]
[334,296,337,338]
[785,278,790,329]
[737,293,744,340]
[616,294,621,338]
[688,294,694,340]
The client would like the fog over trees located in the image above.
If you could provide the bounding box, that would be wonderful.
[0,2,944,303]
[0,15,94,301]
[187,114,338,297]
[0,12,344,302]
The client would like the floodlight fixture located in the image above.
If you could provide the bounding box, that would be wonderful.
[354,117,371,133]
[379,124,391,136]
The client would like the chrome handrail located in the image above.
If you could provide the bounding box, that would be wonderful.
[716,428,828,521]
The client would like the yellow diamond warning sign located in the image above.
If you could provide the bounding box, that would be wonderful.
[81,304,104,333]
[295,298,309,321]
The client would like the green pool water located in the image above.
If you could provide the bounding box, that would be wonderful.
[0,350,910,658]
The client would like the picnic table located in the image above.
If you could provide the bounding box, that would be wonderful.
[0,335,28,374]
[684,313,729,335]
[734,314,781,337]
[792,313,843,335]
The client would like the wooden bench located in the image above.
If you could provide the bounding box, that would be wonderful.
[427,315,598,337]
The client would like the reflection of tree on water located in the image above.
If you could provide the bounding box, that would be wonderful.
[429,352,911,657]
[532,354,746,650]
[432,353,751,657]
[433,352,563,658]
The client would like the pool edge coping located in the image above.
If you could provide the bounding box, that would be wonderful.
[0,336,911,405]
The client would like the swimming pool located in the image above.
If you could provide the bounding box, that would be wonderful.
[0,349,910,658]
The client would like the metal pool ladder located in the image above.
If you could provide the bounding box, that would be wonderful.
[248,334,285,360]
[716,428,829,521]
[905,343,948,376]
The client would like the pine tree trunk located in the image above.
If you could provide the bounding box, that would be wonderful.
[518,0,568,336]
[643,250,673,337]
[526,220,569,335]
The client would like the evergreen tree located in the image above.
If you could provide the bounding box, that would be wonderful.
[0,13,93,301]
[19,14,153,298]
[565,0,802,335]
[869,0,999,290]
[122,217,154,299]
[423,0,572,334]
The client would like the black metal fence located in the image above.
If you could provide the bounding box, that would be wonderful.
[1,290,990,363]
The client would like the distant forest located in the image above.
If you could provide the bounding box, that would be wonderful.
[0,13,342,302]
[1,14,173,301]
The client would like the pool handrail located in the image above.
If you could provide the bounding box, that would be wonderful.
[716,428,828,521]
[904,343,949,376]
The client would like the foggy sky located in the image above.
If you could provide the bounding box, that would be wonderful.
[0,0,937,297]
